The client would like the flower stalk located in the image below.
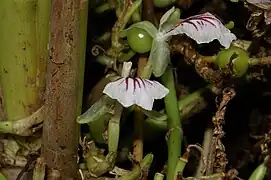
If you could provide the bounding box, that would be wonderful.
[132,57,148,165]
[108,102,123,164]
[161,67,182,180]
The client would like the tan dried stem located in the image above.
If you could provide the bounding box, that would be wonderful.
[207,88,236,174]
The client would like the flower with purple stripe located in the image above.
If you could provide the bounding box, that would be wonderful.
[103,62,169,111]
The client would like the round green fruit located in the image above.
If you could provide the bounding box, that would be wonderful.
[216,46,249,77]
[127,27,153,54]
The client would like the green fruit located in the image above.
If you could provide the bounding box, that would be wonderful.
[127,27,153,53]
[153,0,176,8]
[216,46,249,77]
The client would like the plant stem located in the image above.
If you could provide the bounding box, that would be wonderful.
[95,2,113,13]
[145,85,210,130]
[195,128,213,178]
[154,173,164,180]
[42,0,83,178]
[132,108,144,164]
[132,56,148,165]
[0,0,49,121]
[132,3,142,22]
[249,56,271,66]
[77,0,89,116]
[111,0,142,54]
[108,103,123,163]
[117,154,153,180]
[161,67,182,180]
[174,157,187,179]
[33,157,46,180]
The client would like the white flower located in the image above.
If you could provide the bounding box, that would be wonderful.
[103,62,169,111]
[121,7,237,77]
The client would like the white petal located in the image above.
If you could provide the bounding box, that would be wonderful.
[164,12,237,48]
[103,78,136,107]
[134,84,154,111]
[159,6,176,32]
[103,77,169,111]
[143,79,169,99]
[122,61,132,78]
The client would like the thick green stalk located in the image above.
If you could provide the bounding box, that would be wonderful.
[161,67,182,180]
[77,0,89,115]
[108,103,123,161]
[0,0,49,122]
[37,0,50,104]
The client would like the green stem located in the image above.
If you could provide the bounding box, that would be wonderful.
[154,173,164,180]
[111,0,142,52]
[95,2,113,13]
[145,86,210,131]
[108,103,123,160]
[161,67,182,180]
[249,57,271,66]
[131,3,142,22]
[132,108,144,164]
[97,55,115,68]
[174,157,187,179]
[120,0,142,31]
[77,0,89,116]
[95,31,112,43]
[117,153,153,180]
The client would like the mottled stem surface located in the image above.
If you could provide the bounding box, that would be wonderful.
[42,0,82,179]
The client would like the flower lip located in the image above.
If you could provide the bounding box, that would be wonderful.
[163,12,237,48]
[103,76,169,111]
